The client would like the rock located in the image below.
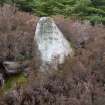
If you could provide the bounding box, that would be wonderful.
[3,61,22,75]
[0,60,29,86]
[0,73,4,86]
[0,60,24,77]
[3,61,20,69]
[35,17,74,71]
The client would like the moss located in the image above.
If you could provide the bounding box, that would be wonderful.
[16,53,33,61]
[3,73,28,92]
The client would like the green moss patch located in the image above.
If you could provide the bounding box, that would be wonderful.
[3,73,28,92]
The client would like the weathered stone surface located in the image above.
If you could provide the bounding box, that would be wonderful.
[35,17,74,70]
[0,60,29,86]
[0,73,4,86]
[3,61,22,75]
[3,61,20,69]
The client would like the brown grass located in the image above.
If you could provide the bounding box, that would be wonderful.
[1,5,105,105]
[0,4,38,61]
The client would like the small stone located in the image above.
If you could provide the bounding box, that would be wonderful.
[0,73,4,86]
[3,61,22,75]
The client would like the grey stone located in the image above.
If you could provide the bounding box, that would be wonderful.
[35,17,74,71]
[0,73,4,86]
[3,61,22,75]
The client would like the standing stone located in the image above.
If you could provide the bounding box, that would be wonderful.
[35,17,74,71]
